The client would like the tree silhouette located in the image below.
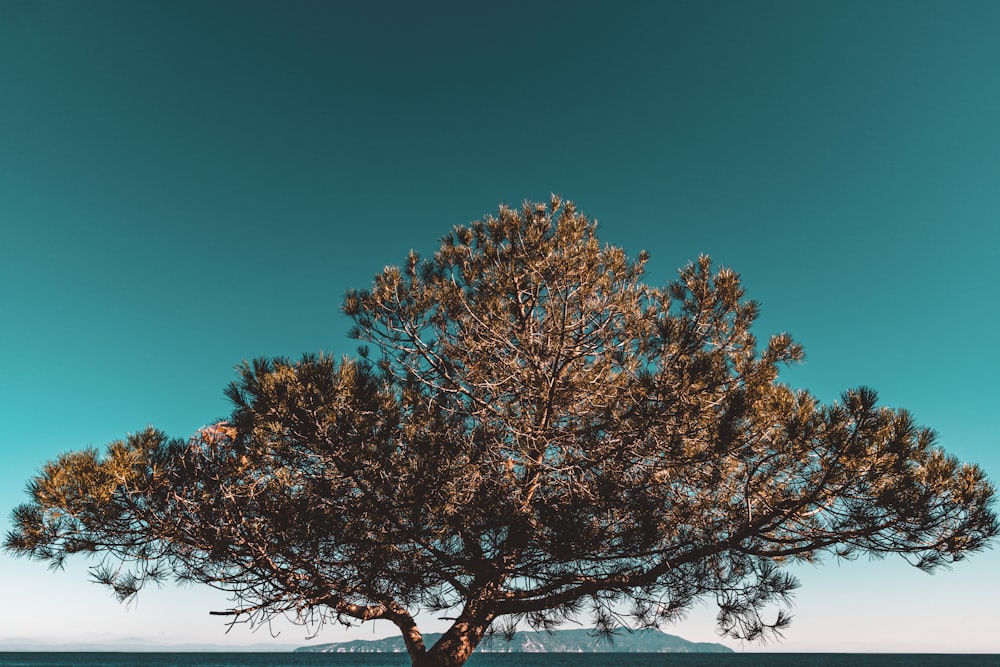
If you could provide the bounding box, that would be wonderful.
[6,198,997,667]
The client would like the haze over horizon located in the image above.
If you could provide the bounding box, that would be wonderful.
[2,0,999,653]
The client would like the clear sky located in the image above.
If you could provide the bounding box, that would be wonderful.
[1,0,998,653]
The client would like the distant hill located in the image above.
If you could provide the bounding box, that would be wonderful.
[0,637,300,652]
[296,628,732,653]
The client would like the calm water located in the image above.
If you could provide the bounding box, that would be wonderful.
[0,655,998,667]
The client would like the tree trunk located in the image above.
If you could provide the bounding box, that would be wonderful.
[410,608,494,667]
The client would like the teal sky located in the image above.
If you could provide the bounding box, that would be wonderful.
[2,0,999,652]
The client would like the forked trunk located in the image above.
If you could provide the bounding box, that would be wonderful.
[409,610,493,667]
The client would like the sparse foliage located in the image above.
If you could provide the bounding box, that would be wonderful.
[6,198,997,667]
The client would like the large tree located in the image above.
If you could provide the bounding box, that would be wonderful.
[6,198,997,667]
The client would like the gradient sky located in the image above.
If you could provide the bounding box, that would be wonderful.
[2,0,999,653]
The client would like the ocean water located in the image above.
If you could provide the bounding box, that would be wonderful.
[0,654,998,667]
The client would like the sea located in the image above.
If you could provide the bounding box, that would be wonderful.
[0,655,997,667]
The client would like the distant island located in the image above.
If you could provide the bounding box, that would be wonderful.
[296,628,732,653]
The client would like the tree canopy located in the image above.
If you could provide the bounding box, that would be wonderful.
[6,197,997,667]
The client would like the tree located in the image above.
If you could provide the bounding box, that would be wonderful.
[6,197,997,667]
